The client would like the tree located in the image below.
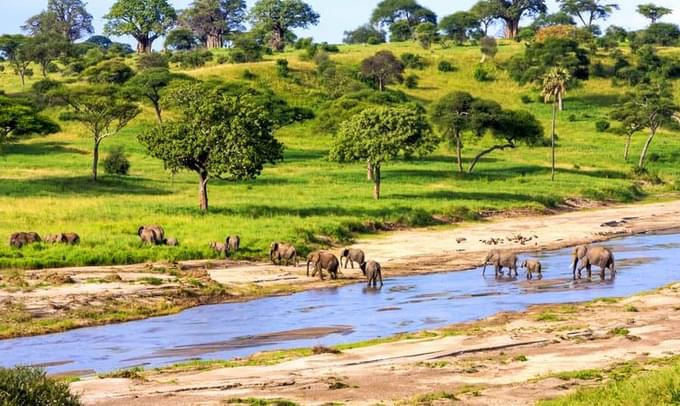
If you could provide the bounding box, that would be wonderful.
[180,0,247,48]
[541,67,570,181]
[23,0,94,42]
[53,85,140,181]
[360,50,404,91]
[0,35,33,86]
[557,0,619,30]
[124,69,191,123]
[439,11,481,45]
[430,91,474,173]
[491,0,547,40]
[25,35,71,78]
[104,0,178,53]
[0,94,60,145]
[164,29,200,50]
[471,0,500,35]
[330,106,436,200]
[414,22,438,49]
[84,35,113,50]
[248,0,320,52]
[469,109,544,172]
[82,59,135,85]
[370,0,437,41]
[610,102,646,162]
[138,83,284,212]
[343,25,386,45]
[637,3,672,24]
[507,38,589,84]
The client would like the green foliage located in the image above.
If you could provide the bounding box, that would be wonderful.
[439,11,481,45]
[23,0,94,42]
[400,52,427,69]
[0,34,33,85]
[228,34,264,63]
[104,0,177,53]
[507,38,590,85]
[370,0,437,42]
[82,59,135,85]
[473,63,493,82]
[248,0,320,51]
[343,24,386,45]
[179,0,247,49]
[414,22,438,49]
[123,68,188,122]
[103,146,131,175]
[164,29,200,51]
[137,52,169,70]
[558,0,619,29]
[0,366,80,405]
[360,50,404,91]
[437,60,455,72]
[276,58,289,77]
[0,94,60,143]
[640,23,680,46]
[637,3,673,24]
[595,120,610,132]
[404,74,419,88]
[169,50,213,69]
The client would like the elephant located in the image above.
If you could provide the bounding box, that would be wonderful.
[9,232,41,248]
[360,260,383,288]
[572,245,615,280]
[482,250,518,277]
[210,241,227,256]
[521,259,542,280]
[138,225,165,245]
[307,251,340,280]
[61,233,80,245]
[166,237,179,247]
[270,242,298,267]
[44,234,62,244]
[340,248,365,269]
[225,235,240,255]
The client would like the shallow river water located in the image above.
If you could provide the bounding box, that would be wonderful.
[1,231,679,374]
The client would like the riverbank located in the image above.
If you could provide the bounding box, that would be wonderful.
[70,281,680,405]
[3,199,680,339]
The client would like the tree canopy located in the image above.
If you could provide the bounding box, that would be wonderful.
[490,0,547,40]
[637,3,672,24]
[343,25,386,45]
[0,35,33,86]
[0,94,60,144]
[439,11,481,45]
[23,0,94,42]
[360,51,405,91]
[557,0,619,29]
[104,0,177,53]
[180,0,247,48]
[370,0,437,42]
[248,0,319,52]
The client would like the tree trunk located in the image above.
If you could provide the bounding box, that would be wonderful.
[153,102,163,124]
[92,140,100,182]
[639,128,656,168]
[206,33,222,49]
[624,133,632,161]
[198,172,209,212]
[372,164,381,200]
[504,18,520,40]
[136,36,153,54]
[468,143,515,173]
[367,160,373,181]
[270,27,285,52]
[455,134,463,173]
[551,100,557,181]
[18,70,25,86]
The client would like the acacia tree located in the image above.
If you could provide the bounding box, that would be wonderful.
[0,94,60,145]
[471,0,500,36]
[637,3,672,24]
[123,69,192,123]
[330,106,436,200]
[491,0,547,40]
[139,83,284,212]
[104,0,177,53]
[23,0,94,42]
[371,0,437,41]
[360,50,404,91]
[439,12,481,45]
[610,104,646,162]
[414,22,438,49]
[25,35,71,78]
[53,85,140,181]
[430,91,474,173]
[557,0,619,30]
[249,0,319,52]
[0,35,33,86]
[542,67,570,181]
[180,0,247,48]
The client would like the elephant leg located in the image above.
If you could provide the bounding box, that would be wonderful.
[587,264,592,279]
[350,259,354,269]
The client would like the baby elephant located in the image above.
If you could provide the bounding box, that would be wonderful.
[307,251,340,280]
[166,237,179,247]
[360,261,383,288]
[521,259,543,280]
[270,242,298,267]
[225,235,240,256]
[340,248,365,269]
[210,241,227,256]
[9,232,41,248]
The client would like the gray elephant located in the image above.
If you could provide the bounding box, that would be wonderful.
[9,232,41,248]
[340,248,365,269]
[360,260,383,288]
[138,225,165,245]
[61,233,80,245]
[572,245,615,280]
[270,242,298,266]
[166,237,179,247]
[307,251,340,280]
[521,259,542,280]
[482,250,518,277]
[44,234,62,244]
[225,235,240,255]
[210,241,227,256]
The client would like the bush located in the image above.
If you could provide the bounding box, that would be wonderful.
[83,59,135,84]
[0,366,80,405]
[103,147,130,176]
[137,52,169,70]
[595,120,611,132]
[473,64,493,82]
[217,55,228,64]
[242,69,256,80]
[169,50,213,69]
[438,60,455,72]
[276,59,289,77]
[520,95,533,104]
[568,114,577,122]
[404,74,419,89]
[400,53,427,70]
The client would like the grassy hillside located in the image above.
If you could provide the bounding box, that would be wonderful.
[0,41,678,269]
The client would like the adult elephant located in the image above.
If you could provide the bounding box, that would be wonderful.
[270,242,298,266]
[340,248,365,269]
[138,225,165,245]
[307,251,340,280]
[572,245,615,280]
[9,232,41,248]
[482,250,518,277]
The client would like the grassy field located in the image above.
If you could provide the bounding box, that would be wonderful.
[1,41,679,269]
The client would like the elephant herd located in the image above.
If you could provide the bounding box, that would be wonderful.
[9,232,80,248]
[483,245,616,281]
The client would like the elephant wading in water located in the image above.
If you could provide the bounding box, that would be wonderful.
[483,250,519,277]
[360,260,383,288]
[138,225,166,245]
[521,259,542,280]
[270,242,298,266]
[307,251,340,280]
[340,248,365,269]
[572,245,615,280]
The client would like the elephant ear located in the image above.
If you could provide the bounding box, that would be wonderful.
[137,226,145,236]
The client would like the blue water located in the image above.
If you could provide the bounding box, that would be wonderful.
[1,232,678,374]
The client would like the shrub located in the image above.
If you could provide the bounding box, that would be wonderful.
[169,50,213,69]
[520,95,533,104]
[242,69,256,80]
[217,55,228,64]
[103,147,130,176]
[0,366,80,405]
[404,74,419,89]
[276,59,289,77]
[473,64,493,82]
[568,114,577,122]
[137,52,169,70]
[83,59,134,84]
[595,120,611,132]
[438,60,455,72]
[400,53,427,70]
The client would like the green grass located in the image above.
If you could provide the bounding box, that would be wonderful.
[536,312,562,322]
[1,41,679,269]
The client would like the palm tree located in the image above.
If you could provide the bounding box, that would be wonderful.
[541,67,570,181]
